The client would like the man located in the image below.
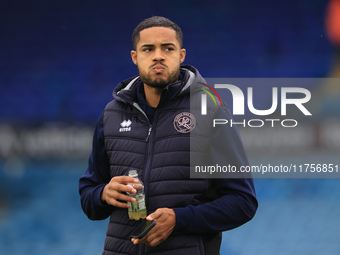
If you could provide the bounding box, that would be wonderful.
[79,16,257,255]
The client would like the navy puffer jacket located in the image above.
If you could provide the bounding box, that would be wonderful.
[79,65,257,255]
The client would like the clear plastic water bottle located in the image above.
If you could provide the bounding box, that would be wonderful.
[127,170,147,220]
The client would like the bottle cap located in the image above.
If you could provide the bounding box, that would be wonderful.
[128,170,138,177]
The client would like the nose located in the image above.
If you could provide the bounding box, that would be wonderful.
[152,48,165,62]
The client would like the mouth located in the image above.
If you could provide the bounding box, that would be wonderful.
[151,64,166,73]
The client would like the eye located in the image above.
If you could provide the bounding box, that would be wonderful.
[143,48,153,52]
[165,47,174,51]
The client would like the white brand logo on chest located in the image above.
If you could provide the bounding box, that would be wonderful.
[119,120,132,132]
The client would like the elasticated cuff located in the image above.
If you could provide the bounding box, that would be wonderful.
[173,207,194,231]
[93,184,110,207]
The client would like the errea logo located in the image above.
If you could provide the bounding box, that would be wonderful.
[119,120,132,132]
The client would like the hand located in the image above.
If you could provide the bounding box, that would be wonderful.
[131,208,176,247]
[101,176,141,208]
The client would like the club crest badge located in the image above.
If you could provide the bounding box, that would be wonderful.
[173,112,196,133]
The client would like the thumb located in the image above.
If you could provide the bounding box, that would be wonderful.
[146,209,162,221]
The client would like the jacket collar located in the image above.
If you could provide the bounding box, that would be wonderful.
[112,65,205,105]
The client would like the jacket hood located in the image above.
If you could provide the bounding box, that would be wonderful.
[112,65,206,104]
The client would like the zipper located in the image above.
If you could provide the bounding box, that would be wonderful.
[146,126,152,142]
[132,102,152,141]
[132,102,156,255]
[132,102,151,255]
[143,115,157,225]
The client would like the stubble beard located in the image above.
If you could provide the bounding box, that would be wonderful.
[138,64,180,89]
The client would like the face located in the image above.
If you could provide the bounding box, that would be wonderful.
[131,27,186,89]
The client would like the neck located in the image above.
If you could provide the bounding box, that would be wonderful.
[143,84,163,108]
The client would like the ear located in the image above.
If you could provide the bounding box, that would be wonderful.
[131,50,137,65]
[180,48,186,64]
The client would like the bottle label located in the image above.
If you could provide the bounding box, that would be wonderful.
[128,201,138,213]
[138,197,146,211]
[128,201,132,212]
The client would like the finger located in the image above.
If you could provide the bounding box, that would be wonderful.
[146,215,154,221]
[106,198,130,208]
[102,184,134,207]
[106,191,136,206]
[147,224,173,247]
[110,191,136,203]
[132,183,143,190]
[112,176,139,185]
[111,183,137,194]
[131,238,138,245]
[133,230,151,245]
[146,209,162,221]
[143,232,163,247]
[137,224,159,245]
[146,238,160,247]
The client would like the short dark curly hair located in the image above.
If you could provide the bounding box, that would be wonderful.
[132,16,183,50]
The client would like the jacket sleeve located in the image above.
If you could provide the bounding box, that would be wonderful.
[79,113,114,220]
[173,105,258,233]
